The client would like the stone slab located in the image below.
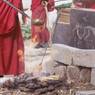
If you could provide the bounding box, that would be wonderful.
[52,44,95,68]
[54,65,67,79]
[76,90,95,95]
[52,44,73,65]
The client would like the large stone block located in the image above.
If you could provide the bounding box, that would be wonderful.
[67,66,80,83]
[52,44,95,68]
[73,49,95,68]
[54,64,67,79]
[76,90,95,95]
[91,68,95,86]
[42,57,55,75]
[52,44,73,65]
[80,68,91,83]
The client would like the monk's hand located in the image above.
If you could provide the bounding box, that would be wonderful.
[42,0,48,7]
[17,49,24,62]
[22,15,26,25]
[23,8,29,11]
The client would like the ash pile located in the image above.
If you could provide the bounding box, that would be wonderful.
[0,73,95,95]
[0,73,70,95]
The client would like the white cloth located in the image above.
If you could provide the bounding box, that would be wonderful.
[47,9,58,31]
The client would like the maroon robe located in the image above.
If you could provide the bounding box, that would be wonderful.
[0,0,24,75]
[74,1,95,9]
[31,0,55,43]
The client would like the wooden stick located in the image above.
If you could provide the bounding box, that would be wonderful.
[3,0,30,19]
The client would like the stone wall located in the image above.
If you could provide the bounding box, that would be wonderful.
[52,8,95,86]
[52,44,91,84]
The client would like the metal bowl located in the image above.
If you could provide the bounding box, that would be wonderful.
[32,19,44,26]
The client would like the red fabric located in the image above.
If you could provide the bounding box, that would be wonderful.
[74,1,95,9]
[47,0,55,12]
[0,0,24,75]
[31,0,54,43]
[74,2,83,8]
[0,0,21,35]
[87,3,95,9]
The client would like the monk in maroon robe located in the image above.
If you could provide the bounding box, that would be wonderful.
[84,0,95,9]
[31,0,55,48]
[0,0,25,76]
[74,0,95,8]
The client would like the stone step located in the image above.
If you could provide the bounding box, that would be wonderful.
[76,90,95,95]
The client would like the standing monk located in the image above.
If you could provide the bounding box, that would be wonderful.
[0,0,25,76]
[73,0,95,8]
[31,0,55,48]
[83,0,95,9]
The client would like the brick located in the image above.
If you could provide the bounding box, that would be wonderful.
[42,57,55,75]
[80,68,91,83]
[67,66,80,83]
[54,64,67,79]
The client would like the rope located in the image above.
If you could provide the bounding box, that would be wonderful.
[39,5,61,66]
[39,3,51,66]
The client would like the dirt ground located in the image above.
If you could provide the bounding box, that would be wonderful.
[0,74,95,95]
